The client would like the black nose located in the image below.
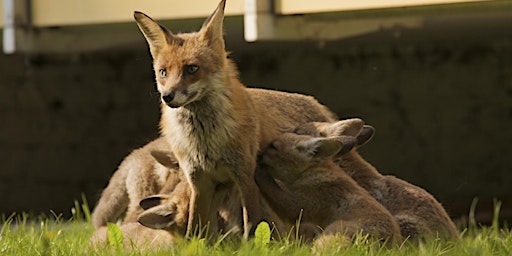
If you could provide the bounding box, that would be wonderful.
[162,92,175,104]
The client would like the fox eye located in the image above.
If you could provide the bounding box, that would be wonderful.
[159,69,167,78]
[185,65,199,75]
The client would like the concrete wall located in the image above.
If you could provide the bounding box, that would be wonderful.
[1,28,511,224]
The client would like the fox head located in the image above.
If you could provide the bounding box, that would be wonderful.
[134,0,227,108]
[259,133,357,184]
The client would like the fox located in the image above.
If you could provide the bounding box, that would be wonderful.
[294,122,459,240]
[254,119,402,247]
[91,137,180,228]
[90,222,175,248]
[91,143,190,247]
[134,0,337,239]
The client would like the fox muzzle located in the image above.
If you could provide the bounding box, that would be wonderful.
[162,92,176,105]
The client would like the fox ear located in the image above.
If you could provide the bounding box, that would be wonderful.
[138,196,176,229]
[134,11,175,57]
[357,125,375,146]
[199,0,226,52]
[139,195,168,210]
[151,150,179,170]
[322,118,365,137]
[298,138,343,160]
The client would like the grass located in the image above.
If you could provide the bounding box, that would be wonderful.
[1,197,511,256]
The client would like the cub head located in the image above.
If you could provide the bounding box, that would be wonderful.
[134,0,227,108]
[259,133,357,184]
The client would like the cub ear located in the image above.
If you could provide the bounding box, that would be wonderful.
[151,150,179,170]
[138,200,177,230]
[357,125,375,146]
[293,118,365,138]
[199,0,226,52]
[298,137,343,160]
[134,11,177,57]
[139,195,168,210]
[322,118,364,137]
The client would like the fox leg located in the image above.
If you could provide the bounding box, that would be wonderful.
[237,182,263,240]
[237,185,251,240]
[185,187,198,239]
[184,170,215,239]
[185,171,225,239]
[236,165,264,240]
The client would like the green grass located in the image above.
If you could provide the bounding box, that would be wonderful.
[1,198,511,256]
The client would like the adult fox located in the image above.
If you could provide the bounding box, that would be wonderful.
[134,0,336,239]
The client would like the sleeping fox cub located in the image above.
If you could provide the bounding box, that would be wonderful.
[294,121,459,240]
[255,118,402,246]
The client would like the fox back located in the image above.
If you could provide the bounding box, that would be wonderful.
[339,151,459,240]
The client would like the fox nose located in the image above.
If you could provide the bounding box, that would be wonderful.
[162,92,176,104]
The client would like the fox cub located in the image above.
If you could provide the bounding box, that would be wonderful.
[134,0,336,238]
[91,141,190,246]
[294,122,459,240]
[91,137,178,228]
[255,118,402,246]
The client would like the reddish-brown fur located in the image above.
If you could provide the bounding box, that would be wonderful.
[134,0,336,239]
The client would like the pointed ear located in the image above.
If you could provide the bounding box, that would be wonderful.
[134,11,175,57]
[139,195,168,210]
[323,118,364,137]
[357,125,375,146]
[151,150,179,170]
[138,199,176,229]
[298,138,343,160]
[199,0,226,52]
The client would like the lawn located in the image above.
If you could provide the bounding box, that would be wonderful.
[1,198,511,256]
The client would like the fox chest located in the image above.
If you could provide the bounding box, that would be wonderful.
[166,128,248,183]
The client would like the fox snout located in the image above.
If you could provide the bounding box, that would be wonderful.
[161,92,176,106]
[160,88,200,108]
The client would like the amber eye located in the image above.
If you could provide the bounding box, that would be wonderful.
[185,65,199,75]
[159,69,167,78]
